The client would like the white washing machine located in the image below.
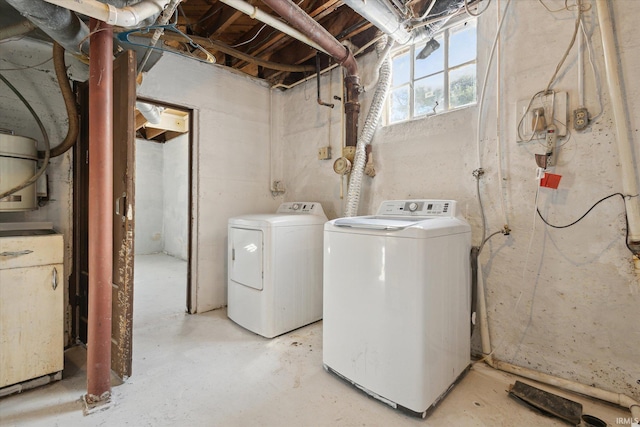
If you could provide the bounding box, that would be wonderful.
[228,202,326,338]
[323,200,471,417]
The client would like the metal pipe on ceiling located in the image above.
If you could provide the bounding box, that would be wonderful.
[261,0,360,147]
[217,0,329,55]
[262,0,358,76]
[86,18,114,405]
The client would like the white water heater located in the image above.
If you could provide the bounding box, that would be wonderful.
[0,132,38,211]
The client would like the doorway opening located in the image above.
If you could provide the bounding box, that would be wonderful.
[133,100,193,321]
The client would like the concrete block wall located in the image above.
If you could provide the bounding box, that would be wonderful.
[276,0,640,401]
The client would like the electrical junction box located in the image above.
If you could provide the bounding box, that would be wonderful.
[516,91,568,142]
[318,146,331,160]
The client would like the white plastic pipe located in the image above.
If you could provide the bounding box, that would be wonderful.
[476,264,640,420]
[596,0,640,242]
[217,0,328,55]
[42,0,170,28]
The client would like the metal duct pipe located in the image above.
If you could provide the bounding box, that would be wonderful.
[136,101,163,124]
[86,18,113,404]
[5,0,89,55]
[262,0,358,76]
[341,0,412,44]
[0,19,37,41]
[42,0,170,28]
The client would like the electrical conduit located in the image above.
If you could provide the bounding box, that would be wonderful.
[344,36,392,217]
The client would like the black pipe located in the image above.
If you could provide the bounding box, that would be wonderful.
[316,54,334,108]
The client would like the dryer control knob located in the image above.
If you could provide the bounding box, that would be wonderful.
[292,203,300,210]
[408,202,419,212]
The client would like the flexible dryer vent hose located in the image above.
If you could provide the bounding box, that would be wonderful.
[344,36,393,217]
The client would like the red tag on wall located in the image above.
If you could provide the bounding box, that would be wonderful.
[540,172,562,189]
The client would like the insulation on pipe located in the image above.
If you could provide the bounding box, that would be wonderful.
[344,36,393,217]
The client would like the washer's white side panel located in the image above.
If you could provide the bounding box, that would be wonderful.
[229,227,263,290]
[323,230,470,413]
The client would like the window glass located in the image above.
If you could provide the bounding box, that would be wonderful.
[414,35,444,79]
[449,63,477,108]
[392,52,410,86]
[414,73,445,117]
[449,21,477,67]
[390,86,410,123]
[387,18,476,124]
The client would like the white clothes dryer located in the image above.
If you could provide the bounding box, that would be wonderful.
[228,202,326,338]
[323,200,471,417]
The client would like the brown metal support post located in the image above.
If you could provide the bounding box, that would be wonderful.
[86,18,113,404]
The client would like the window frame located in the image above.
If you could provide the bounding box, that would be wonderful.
[387,17,478,125]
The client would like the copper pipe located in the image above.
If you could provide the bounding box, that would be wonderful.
[86,18,113,403]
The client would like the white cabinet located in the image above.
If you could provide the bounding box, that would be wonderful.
[0,232,64,388]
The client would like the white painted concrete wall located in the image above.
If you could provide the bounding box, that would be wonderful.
[134,138,164,255]
[277,0,640,401]
[162,133,189,261]
[138,55,279,313]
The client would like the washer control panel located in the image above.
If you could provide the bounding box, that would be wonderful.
[376,200,456,217]
[277,202,326,216]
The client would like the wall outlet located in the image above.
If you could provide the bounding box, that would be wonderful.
[318,146,331,160]
[516,91,568,142]
[573,107,589,131]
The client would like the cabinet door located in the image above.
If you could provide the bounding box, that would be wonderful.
[0,264,64,387]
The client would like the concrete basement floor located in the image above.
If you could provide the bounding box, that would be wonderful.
[0,253,633,426]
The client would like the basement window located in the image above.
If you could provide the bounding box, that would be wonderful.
[388,18,477,124]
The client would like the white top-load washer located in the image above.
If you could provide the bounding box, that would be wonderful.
[228,202,326,338]
[323,200,471,418]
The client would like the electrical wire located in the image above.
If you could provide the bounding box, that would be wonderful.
[544,1,582,92]
[464,0,492,17]
[0,57,53,71]
[580,17,603,122]
[536,192,637,254]
[0,73,50,201]
[231,23,268,48]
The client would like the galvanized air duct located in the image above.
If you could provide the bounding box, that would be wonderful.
[6,0,90,55]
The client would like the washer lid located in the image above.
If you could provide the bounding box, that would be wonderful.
[333,217,423,231]
[326,216,470,238]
